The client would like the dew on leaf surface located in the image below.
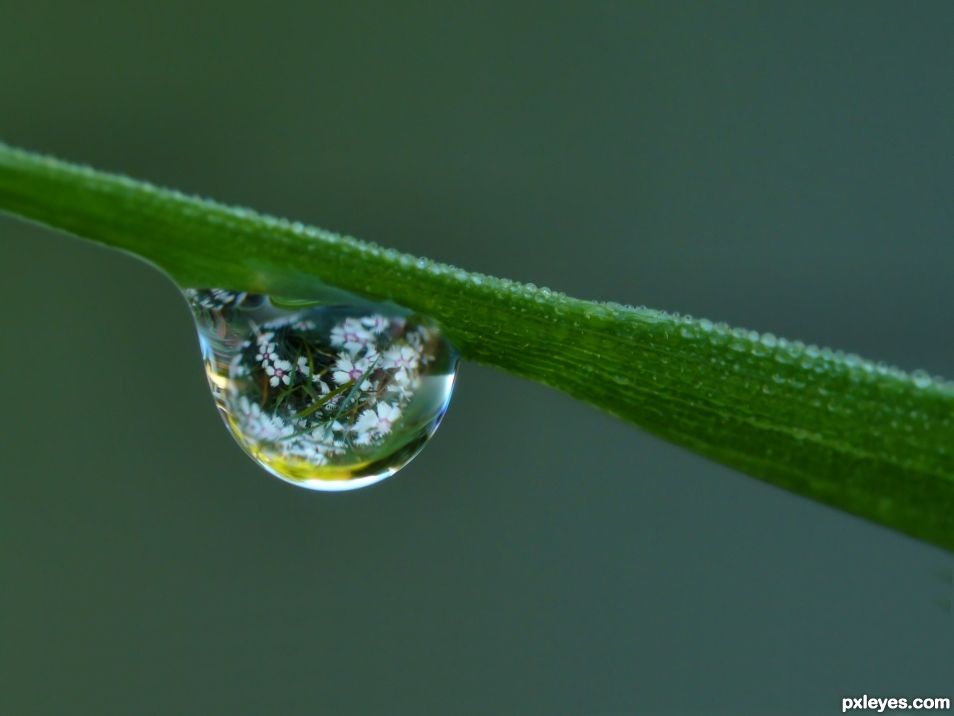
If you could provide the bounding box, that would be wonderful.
[186,289,459,491]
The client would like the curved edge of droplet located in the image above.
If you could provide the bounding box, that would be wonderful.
[261,465,399,492]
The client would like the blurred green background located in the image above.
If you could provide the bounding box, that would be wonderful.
[2,2,952,714]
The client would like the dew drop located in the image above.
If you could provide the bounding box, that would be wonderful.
[185,289,459,491]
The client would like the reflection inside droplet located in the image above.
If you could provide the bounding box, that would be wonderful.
[185,288,459,491]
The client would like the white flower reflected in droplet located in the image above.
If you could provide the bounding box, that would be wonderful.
[265,359,293,386]
[353,402,401,445]
[332,354,373,389]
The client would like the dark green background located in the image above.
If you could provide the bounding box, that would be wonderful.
[2,2,952,714]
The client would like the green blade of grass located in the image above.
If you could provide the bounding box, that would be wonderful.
[1,140,952,551]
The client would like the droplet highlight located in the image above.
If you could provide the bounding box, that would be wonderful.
[186,289,459,491]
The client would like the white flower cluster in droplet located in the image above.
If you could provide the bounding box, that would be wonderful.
[188,288,246,310]
[225,310,433,467]
[253,331,294,387]
[233,396,295,442]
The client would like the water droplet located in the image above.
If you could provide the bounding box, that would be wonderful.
[912,369,932,389]
[185,289,459,491]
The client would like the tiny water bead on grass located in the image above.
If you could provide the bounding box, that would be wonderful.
[185,289,459,490]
